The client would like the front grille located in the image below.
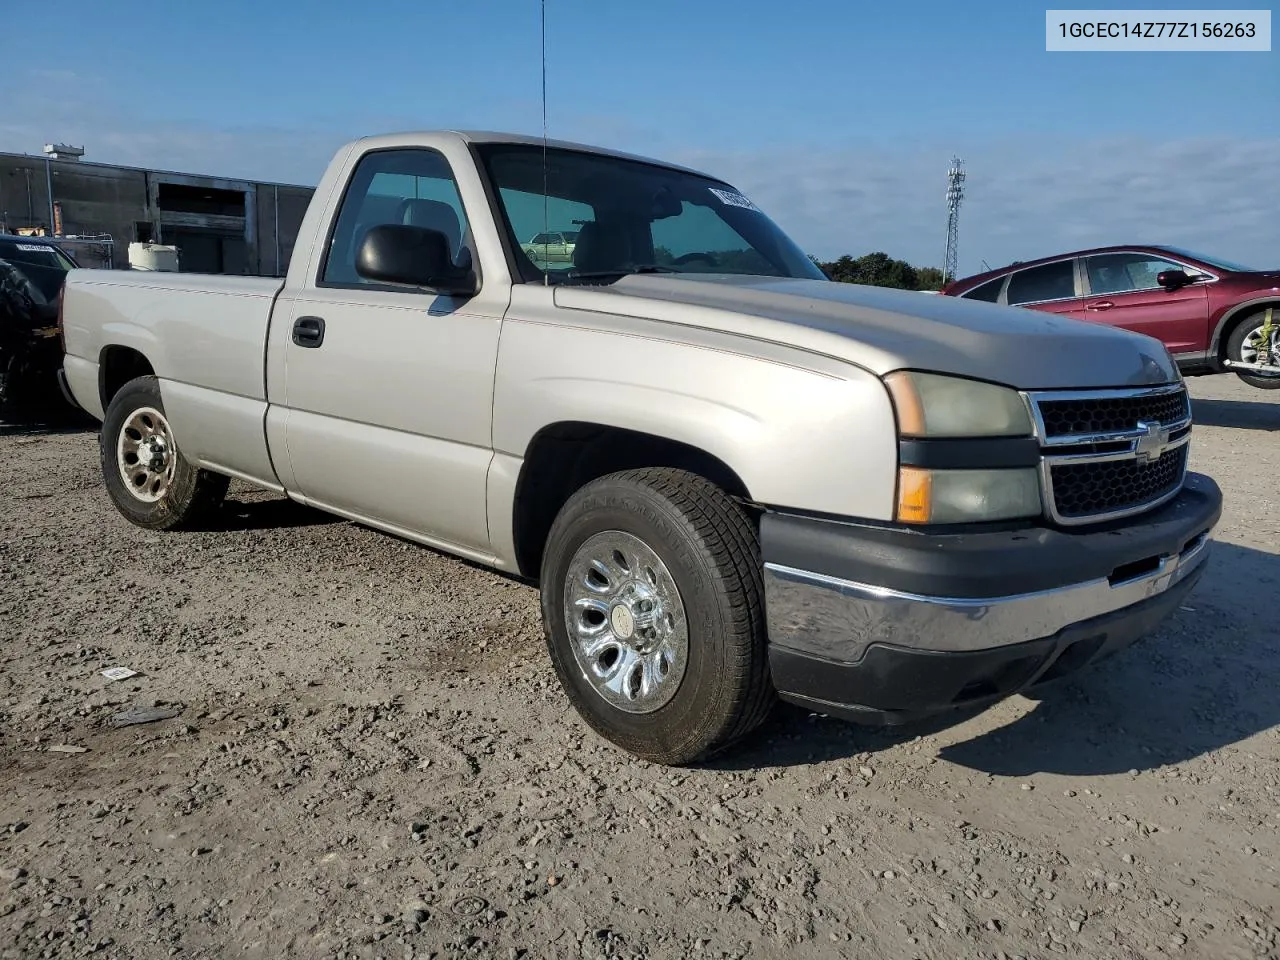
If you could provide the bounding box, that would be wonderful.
[1029,384,1193,525]
[1048,445,1188,520]
[1037,388,1189,439]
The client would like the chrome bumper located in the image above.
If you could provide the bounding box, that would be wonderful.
[764,530,1211,664]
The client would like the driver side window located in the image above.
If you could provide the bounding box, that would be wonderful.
[322,148,472,288]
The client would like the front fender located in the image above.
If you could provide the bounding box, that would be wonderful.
[492,314,898,522]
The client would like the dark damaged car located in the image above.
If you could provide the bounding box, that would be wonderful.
[0,235,80,419]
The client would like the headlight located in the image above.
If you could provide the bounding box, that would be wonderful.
[884,370,1032,438]
[896,466,1041,524]
[884,371,1041,524]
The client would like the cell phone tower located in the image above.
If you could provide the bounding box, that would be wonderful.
[943,156,966,284]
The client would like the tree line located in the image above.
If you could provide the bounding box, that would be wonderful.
[811,252,945,291]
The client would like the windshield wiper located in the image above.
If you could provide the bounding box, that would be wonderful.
[558,264,684,283]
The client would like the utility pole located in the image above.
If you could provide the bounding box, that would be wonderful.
[944,156,966,284]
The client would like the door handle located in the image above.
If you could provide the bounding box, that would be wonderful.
[292,316,325,348]
[1085,300,1114,311]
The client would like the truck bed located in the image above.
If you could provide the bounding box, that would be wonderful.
[61,269,286,487]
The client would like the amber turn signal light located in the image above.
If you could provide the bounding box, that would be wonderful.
[896,466,932,524]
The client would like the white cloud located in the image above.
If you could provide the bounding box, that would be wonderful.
[4,71,1276,277]
[0,72,354,185]
[676,136,1280,275]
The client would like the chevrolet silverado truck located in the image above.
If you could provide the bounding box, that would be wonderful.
[58,131,1223,765]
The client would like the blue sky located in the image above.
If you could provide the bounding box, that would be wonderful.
[4,0,1278,275]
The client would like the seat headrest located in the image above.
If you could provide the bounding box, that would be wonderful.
[395,199,462,256]
[572,221,631,273]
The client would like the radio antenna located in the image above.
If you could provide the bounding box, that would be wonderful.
[540,0,549,285]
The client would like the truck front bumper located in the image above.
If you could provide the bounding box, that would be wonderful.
[761,472,1223,725]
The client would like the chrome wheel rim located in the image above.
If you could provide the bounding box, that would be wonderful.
[117,406,177,502]
[562,530,689,714]
[1240,322,1280,376]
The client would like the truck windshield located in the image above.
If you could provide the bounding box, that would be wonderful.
[473,143,827,285]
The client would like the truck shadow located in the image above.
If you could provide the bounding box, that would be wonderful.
[711,540,1280,777]
[0,410,98,437]
[1191,397,1280,431]
[199,495,346,532]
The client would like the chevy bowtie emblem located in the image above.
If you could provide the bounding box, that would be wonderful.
[1133,420,1171,464]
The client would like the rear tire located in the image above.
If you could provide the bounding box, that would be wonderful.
[540,468,775,765]
[1226,311,1280,389]
[100,375,229,530]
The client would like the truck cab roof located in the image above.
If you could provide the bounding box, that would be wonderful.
[345,129,719,181]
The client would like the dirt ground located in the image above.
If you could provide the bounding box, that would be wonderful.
[1,373,1277,960]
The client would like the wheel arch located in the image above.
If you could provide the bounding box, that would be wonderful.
[511,421,754,580]
[98,345,156,412]
[1211,297,1280,361]
[490,317,899,578]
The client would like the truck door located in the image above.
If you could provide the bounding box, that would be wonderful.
[272,146,503,555]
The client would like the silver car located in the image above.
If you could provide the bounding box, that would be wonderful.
[522,230,578,263]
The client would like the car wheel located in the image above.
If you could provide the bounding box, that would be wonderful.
[540,467,775,765]
[1226,310,1280,389]
[100,375,230,530]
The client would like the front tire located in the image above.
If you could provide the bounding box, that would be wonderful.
[540,468,774,765]
[100,375,229,530]
[1226,311,1280,389]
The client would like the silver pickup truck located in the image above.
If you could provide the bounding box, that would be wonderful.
[58,130,1223,765]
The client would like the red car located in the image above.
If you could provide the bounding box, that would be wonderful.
[941,245,1280,389]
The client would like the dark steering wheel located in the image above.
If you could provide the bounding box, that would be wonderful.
[669,252,718,267]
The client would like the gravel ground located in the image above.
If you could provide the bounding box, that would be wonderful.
[2,373,1277,960]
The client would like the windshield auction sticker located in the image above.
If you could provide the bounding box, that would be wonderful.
[1046,9,1271,50]
[709,188,760,212]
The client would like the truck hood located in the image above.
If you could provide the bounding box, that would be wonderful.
[553,274,1180,390]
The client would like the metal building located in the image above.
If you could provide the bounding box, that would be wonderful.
[0,147,315,276]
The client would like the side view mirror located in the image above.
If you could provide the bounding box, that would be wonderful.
[1156,269,1195,289]
[355,224,477,296]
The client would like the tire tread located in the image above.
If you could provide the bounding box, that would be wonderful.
[541,466,775,764]
[621,467,775,751]
[100,375,229,531]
